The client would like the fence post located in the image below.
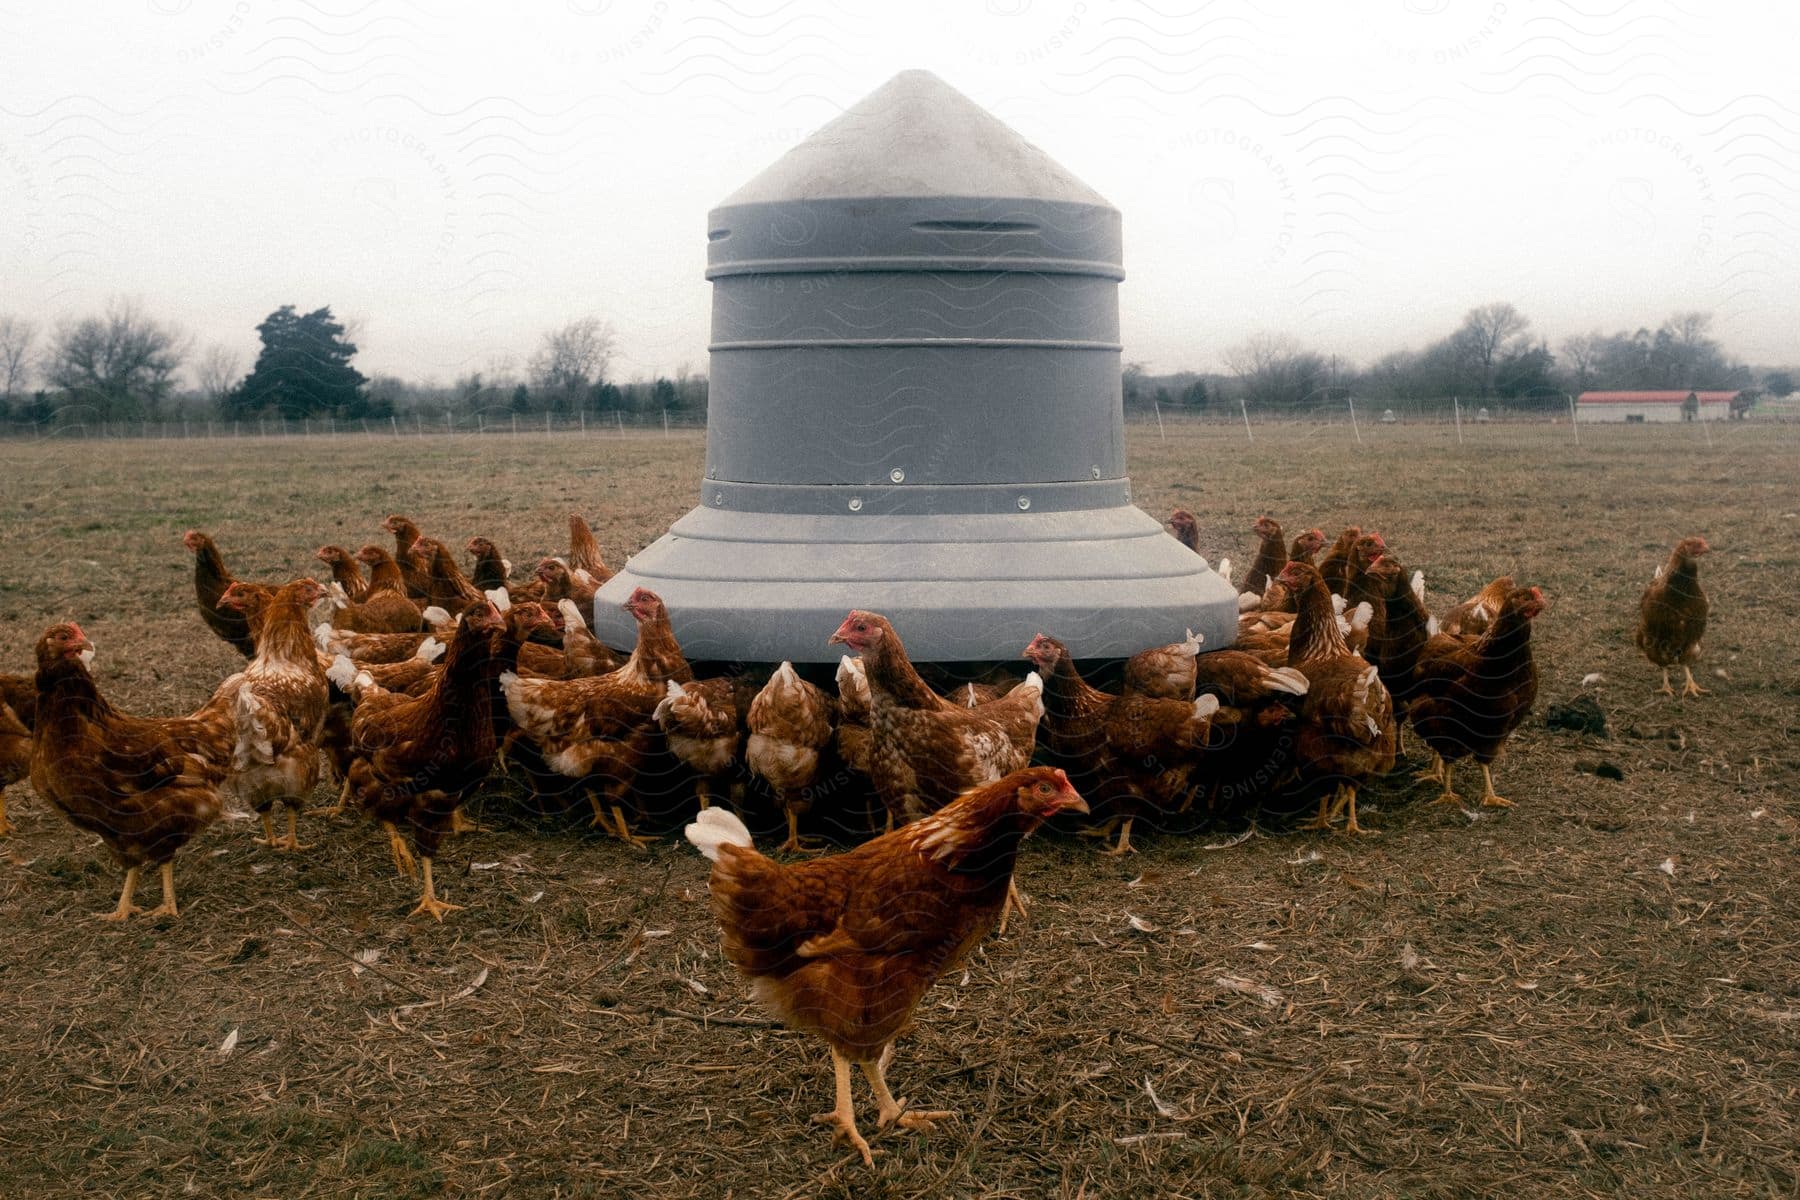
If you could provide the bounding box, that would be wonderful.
[1567,394,1580,445]
[1348,397,1362,445]
[1453,396,1463,444]
[662,408,669,438]
[616,412,624,437]
[391,415,399,438]
[512,413,518,435]
[580,411,586,435]
[546,411,552,434]
[1239,397,1254,443]
[1152,399,1165,442]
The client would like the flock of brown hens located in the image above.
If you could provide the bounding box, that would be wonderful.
[0,507,1713,1164]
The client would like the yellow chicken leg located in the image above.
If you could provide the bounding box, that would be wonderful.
[1681,665,1709,698]
[1100,815,1136,855]
[1336,786,1379,836]
[448,806,484,835]
[695,778,711,812]
[1295,789,1338,832]
[409,857,464,921]
[1430,761,1463,806]
[258,810,280,847]
[998,878,1028,935]
[865,1050,955,1134]
[778,808,827,854]
[811,1047,874,1166]
[0,790,12,836]
[384,821,418,878]
[309,777,351,818]
[1414,750,1445,784]
[145,861,180,918]
[610,804,654,848]
[1477,763,1514,808]
[98,865,145,922]
[278,808,314,851]
[1656,667,1675,697]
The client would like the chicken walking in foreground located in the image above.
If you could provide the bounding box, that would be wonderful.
[31,623,237,919]
[687,765,1087,1166]
[1637,536,1711,698]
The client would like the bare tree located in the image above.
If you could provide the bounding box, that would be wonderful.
[1222,332,1328,407]
[0,314,37,402]
[1458,302,1531,397]
[47,298,192,418]
[530,316,617,409]
[196,343,241,408]
[1559,331,1603,393]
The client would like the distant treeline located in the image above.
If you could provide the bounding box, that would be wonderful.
[0,298,1790,427]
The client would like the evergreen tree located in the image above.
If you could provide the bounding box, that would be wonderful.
[229,305,367,418]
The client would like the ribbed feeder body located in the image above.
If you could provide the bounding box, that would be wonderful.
[594,70,1235,663]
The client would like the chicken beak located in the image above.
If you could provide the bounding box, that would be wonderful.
[1056,791,1090,816]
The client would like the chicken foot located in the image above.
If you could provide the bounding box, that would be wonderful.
[258,808,313,852]
[98,865,145,921]
[1680,665,1710,698]
[1294,791,1337,832]
[1476,763,1514,808]
[308,777,353,819]
[777,808,829,855]
[998,878,1028,935]
[864,1050,955,1134]
[384,821,418,878]
[811,1047,875,1166]
[1413,751,1446,785]
[448,806,485,835]
[1329,785,1379,836]
[409,856,464,921]
[1429,761,1463,806]
[1101,815,1137,856]
[609,803,655,849]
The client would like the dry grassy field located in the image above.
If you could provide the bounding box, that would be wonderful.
[0,422,1795,1199]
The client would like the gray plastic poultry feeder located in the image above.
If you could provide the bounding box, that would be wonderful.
[593,69,1236,663]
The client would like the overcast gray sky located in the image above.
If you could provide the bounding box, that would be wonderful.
[4,1,1796,383]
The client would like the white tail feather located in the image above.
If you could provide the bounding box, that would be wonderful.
[1427,615,1441,636]
[413,636,444,663]
[557,598,588,633]
[652,679,686,722]
[685,805,754,862]
[325,654,357,690]
[1264,666,1309,696]
[421,605,451,626]
[313,623,334,652]
[485,587,511,612]
[1410,570,1425,604]
[1216,557,1233,584]
[1192,693,1221,720]
[326,581,349,610]
[1238,591,1262,612]
[1180,628,1204,655]
[1350,601,1374,633]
